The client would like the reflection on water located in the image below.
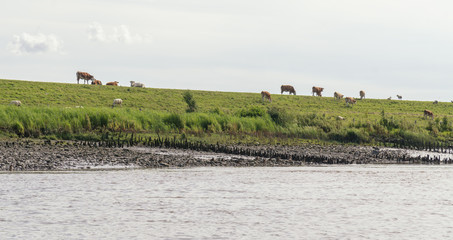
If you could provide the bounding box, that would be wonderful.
[1,166,453,239]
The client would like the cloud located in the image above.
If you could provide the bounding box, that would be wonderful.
[87,22,150,44]
[87,22,106,42]
[8,33,63,54]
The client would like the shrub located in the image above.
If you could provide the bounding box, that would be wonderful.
[268,106,294,127]
[164,113,184,130]
[239,106,266,118]
[183,91,197,112]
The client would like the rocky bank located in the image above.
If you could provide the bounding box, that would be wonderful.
[0,140,451,171]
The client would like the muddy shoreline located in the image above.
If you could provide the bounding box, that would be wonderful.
[0,140,452,171]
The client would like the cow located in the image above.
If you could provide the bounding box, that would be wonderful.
[91,80,102,85]
[261,91,271,102]
[334,92,344,100]
[10,100,21,106]
[337,116,345,120]
[106,81,119,86]
[76,71,95,84]
[112,98,123,108]
[433,100,438,104]
[345,97,356,106]
[280,85,296,95]
[312,86,324,96]
[387,96,392,100]
[424,109,434,119]
[130,81,145,88]
[397,95,402,100]
[359,90,365,100]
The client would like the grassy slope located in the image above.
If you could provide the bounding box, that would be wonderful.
[2,79,451,119]
[0,79,451,144]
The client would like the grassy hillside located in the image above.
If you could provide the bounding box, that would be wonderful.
[1,79,452,146]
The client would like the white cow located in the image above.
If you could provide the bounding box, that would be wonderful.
[10,100,21,106]
[130,81,145,88]
[112,99,123,108]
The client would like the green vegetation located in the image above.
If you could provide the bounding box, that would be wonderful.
[1,79,453,147]
[182,90,197,112]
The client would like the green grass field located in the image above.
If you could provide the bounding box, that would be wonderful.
[0,79,452,146]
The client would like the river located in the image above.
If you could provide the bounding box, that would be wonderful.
[1,166,453,239]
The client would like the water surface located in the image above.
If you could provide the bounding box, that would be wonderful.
[1,166,453,239]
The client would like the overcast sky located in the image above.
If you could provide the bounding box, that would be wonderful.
[2,0,453,101]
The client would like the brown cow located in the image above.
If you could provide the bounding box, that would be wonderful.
[76,71,95,84]
[424,109,434,119]
[91,80,102,85]
[261,91,271,102]
[360,90,365,99]
[106,81,119,86]
[312,86,324,96]
[334,92,344,100]
[345,97,356,106]
[281,85,296,95]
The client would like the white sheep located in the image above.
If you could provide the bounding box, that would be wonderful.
[10,100,21,106]
[112,99,123,108]
[130,81,145,88]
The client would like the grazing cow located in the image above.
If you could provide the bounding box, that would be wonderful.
[345,97,356,106]
[280,85,296,95]
[359,90,365,100]
[334,92,344,100]
[76,71,95,84]
[337,116,345,120]
[261,91,272,102]
[397,95,402,100]
[112,98,123,108]
[387,96,392,100]
[91,80,102,85]
[106,81,119,86]
[312,86,324,96]
[433,100,438,104]
[10,100,21,106]
[424,109,434,119]
[130,81,145,88]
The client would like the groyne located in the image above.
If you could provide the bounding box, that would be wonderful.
[0,139,452,171]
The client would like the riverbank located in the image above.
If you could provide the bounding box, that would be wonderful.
[0,140,452,171]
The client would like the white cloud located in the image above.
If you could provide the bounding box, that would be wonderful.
[87,22,106,42]
[87,22,150,44]
[8,33,63,54]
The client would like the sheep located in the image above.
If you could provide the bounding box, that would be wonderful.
[130,81,145,88]
[10,100,21,106]
[112,99,123,108]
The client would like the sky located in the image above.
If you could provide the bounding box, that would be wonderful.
[2,0,453,101]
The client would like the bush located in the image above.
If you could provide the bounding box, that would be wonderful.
[239,106,266,118]
[268,107,294,127]
[183,91,197,113]
[164,113,184,129]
